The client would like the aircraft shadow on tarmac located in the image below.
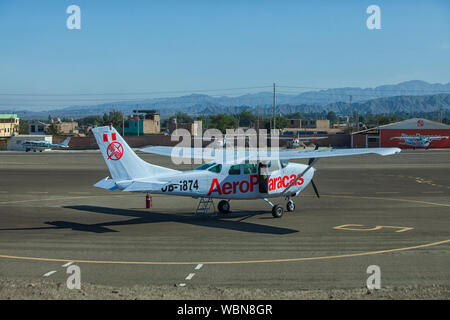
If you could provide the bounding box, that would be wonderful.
[0,206,298,235]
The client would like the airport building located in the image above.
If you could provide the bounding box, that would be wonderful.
[0,114,19,138]
[29,120,47,135]
[351,118,450,149]
[122,110,161,136]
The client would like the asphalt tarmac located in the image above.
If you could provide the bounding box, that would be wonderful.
[0,149,449,296]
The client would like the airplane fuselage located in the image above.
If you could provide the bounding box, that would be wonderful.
[116,162,314,199]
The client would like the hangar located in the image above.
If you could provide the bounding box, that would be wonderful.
[351,118,450,149]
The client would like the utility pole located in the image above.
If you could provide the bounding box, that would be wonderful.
[122,111,125,136]
[348,95,353,132]
[273,82,276,130]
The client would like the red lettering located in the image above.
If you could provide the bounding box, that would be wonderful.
[277,177,283,189]
[239,180,249,193]
[208,178,222,196]
[290,174,296,185]
[250,175,258,192]
[222,182,232,195]
[296,174,304,186]
[233,181,240,193]
[283,176,289,188]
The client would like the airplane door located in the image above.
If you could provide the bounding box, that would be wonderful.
[258,161,269,194]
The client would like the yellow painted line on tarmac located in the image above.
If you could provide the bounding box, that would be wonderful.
[0,194,131,205]
[375,192,400,194]
[26,191,48,194]
[333,224,414,233]
[0,239,449,266]
[421,191,444,194]
[323,194,450,208]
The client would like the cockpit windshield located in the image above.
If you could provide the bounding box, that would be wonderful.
[194,162,216,170]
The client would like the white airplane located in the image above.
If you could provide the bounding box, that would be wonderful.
[390,133,449,149]
[281,135,327,149]
[92,124,401,218]
[22,137,71,152]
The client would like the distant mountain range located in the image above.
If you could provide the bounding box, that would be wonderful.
[3,80,450,120]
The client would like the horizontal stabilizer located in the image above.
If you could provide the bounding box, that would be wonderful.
[122,180,167,192]
[94,177,118,191]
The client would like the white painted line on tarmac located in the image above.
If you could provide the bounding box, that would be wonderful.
[185,273,196,280]
[62,262,73,267]
[195,264,203,270]
[43,271,57,277]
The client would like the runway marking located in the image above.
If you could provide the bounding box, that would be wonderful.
[43,270,57,277]
[0,191,8,194]
[27,191,48,194]
[195,264,203,270]
[323,194,450,208]
[1,239,449,266]
[333,224,414,233]
[62,262,73,267]
[329,192,354,195]
[0,194,131,205]
[185,273,196,280]
[375,192,400,194]
[421,191,444,194]
[68,192,90,195]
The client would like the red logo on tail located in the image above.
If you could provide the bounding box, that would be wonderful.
[107,142,123,160]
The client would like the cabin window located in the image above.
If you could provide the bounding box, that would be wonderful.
[243,163,257,174]
[228,165,241,175]
[280,160,289,168]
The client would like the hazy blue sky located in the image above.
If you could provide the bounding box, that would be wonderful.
[0,0,449,108]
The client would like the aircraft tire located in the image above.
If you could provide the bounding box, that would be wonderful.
[272,205,284,218]
[218,200,230,214]
[286,200,295,212]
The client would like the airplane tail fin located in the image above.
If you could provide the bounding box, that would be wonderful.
[91,125,178,182]
[59,137,71,147]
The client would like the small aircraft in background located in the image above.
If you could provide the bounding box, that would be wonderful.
[281,135,327,149]
[390,133,449,149]
[22,137,71,152]
[92,125,400,218]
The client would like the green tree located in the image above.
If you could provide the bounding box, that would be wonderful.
[47,123,62,136]
[326,111,338,124]
[207,114,238,133]
[18,120,29,134]
[97,111,124,128]
[236,110,256,127]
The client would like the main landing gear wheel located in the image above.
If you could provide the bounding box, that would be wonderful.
[218,200,230,214]
[286,200,295,212]
[272,205,284,218]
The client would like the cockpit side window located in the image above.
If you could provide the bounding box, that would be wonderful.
[280,160,289,168]
[195,162,216,170]
[208,164,222,173]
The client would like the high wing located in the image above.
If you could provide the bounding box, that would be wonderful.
[140,146,401,163]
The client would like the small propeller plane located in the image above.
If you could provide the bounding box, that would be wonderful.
[281,135,327,149]
[390,133,449,149]
[22,137,71,152]
[92,125,401,218]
